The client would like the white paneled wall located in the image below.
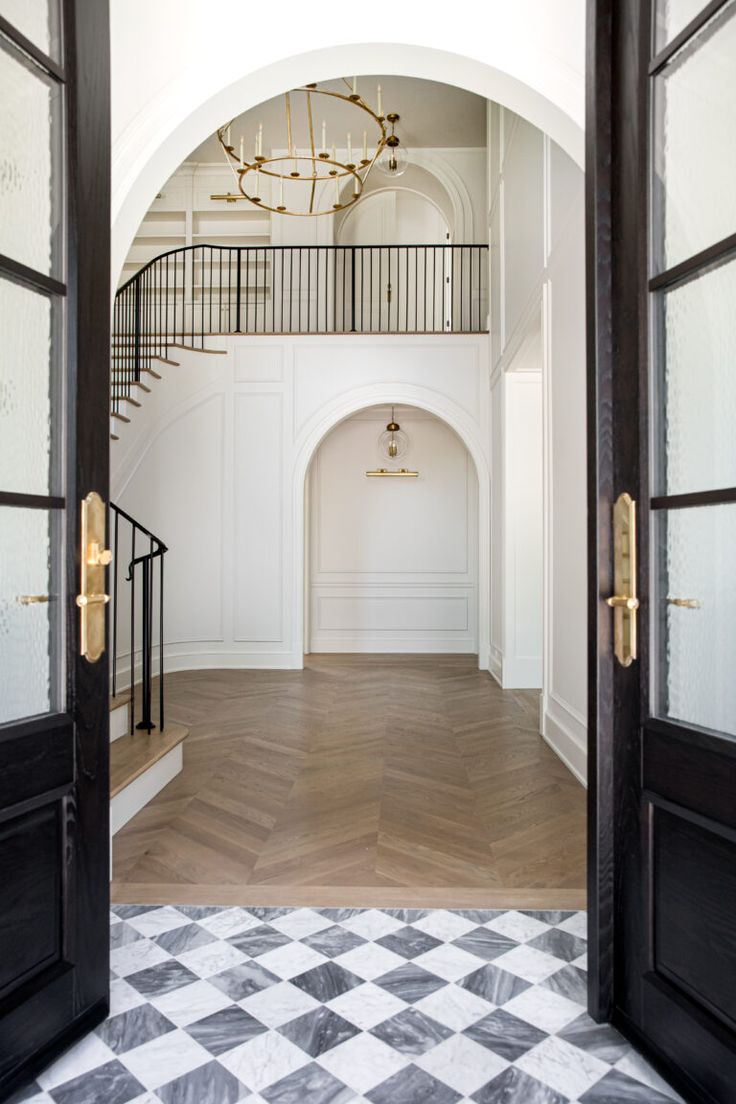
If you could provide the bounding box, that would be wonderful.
[487,103,587,781]
[111,334,490,673]
[308,409,478,653]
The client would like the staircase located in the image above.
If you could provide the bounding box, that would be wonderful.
[108,503,188,835]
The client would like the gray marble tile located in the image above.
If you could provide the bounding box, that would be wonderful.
[454,910,506,925]
[472,1066,568,1104]
[521,911,575,927]
[301,924,367,959]
[155,922,217,956]
[541,965,588,1005]
[370,1007,453,1056]
[374,964,448,1004]
[126,961,200,999]
[579,1069,677,1103]
[452,927,519,962]
[210,961,281,1001]
[377,926,443,960]
[96,1003,175,1055]
[111,906,158,920]
[185,1004,268,1055]
[316,908,364,923]
[366,1062,462,1104]
[527,929,587,964]
[278,1005,360,1057]
[49,1060,144,1104]
[291,962,364,1002]
[463,1009,546,1060]
[381,909,430,924]
[246,907,293,922]
[260,1060,353,1103]
[110,922,144,951]
[557,1014,630,1065]
[458,963,531,1005]
[228,924,292,958]
[176,906,227,920]
[156,1059,248,1104]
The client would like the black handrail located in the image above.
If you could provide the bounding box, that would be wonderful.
[112,242,489,412]
[110,502,168,735]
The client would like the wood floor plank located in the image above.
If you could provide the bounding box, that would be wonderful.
[112,655,587,908]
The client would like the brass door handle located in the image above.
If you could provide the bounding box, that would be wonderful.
[607,596,640,610]
[77,492,112,662]
[666,597,701,609]
[87,541,113,566]
[19,594,51,605]
[75,594,110,607]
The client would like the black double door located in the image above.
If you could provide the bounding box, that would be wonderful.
[0,1,111,1097]
[588,1,736,1102]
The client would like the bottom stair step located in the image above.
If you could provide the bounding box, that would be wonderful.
[110,723,188,835]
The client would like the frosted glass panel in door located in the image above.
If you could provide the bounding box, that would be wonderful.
[0,277,53,495]
[0,0,58,57]
[0,507,58,724]
[655,0,709,49]
[653,3,736,270]
[0,42,60,275]
[659,256,736,496]
[657,504,736,736]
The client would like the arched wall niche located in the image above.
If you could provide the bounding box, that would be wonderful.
[335,164,455,242]
[291,382,490,668]
[111,40,584,283]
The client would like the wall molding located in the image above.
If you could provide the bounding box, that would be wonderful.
[542,692,587,786]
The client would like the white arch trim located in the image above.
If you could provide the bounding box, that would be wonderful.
[292,382,491,669]
[111,41,584,283]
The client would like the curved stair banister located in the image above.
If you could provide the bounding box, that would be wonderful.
[112,242,490,411]
[110,502,168,735]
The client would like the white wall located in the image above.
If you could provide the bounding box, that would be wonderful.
[487,103,587,781]
[111,335,490,674]
[308,408,478,653]
[109,6,586,282]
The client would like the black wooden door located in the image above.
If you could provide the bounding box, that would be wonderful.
[588,2,736,1101]
[0,0,111,1096]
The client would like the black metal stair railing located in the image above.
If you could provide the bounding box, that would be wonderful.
[110,502,167,735]
[112,243,489,412]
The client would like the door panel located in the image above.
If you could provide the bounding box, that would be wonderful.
[588,1,736,1100]
[0,0,111,1096]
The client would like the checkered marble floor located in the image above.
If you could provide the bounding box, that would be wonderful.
[12,907,684,1104]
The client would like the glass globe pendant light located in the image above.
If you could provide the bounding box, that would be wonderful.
[377,114,408,178]
[379,407,409,460]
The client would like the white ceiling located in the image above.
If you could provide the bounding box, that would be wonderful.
[187,76,487,162]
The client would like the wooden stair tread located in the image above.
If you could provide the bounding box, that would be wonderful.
[110,690,131,711]
[110,724,188,798]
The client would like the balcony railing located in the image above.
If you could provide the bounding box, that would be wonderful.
[113,243,488,412]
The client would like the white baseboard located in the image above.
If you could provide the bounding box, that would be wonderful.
[110,743,183,836]
[488,645,503,686]
[308,637,477,654]
[110,702,130,743]
[542,694,587,786]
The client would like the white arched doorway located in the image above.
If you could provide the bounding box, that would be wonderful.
[304,404,479,656]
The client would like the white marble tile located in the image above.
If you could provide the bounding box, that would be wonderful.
[556,912,587,939]
[254,940,328,980]
[516,1035,610,1099]
[149,978,233,1026]
[268,908,333,939]
[110,937,171,978]
[109,976,148,1015]
[125,907,190,937]
[240,980,320,1027]
[492,944,566,983]
[417,1033,508,1095]
[196,908,262,939]
[316,1030,409,1093]
[36,1032,116,1090]
[326,981,408,1030]
[339,910,405,940]
[332,941,405,981]
[615,1051,686,1102]
[572,952,588,972]
[119,1028,210,1090]
[412,943,485,982]
[502,985,584,1033]
[413,984,493,1032]
[411,911,479,942]
[218,1029,309,1092]
[177,939,248,978]
[484,911,550,943]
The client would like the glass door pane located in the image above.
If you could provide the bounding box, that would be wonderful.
[0,0,60,58]
[655,0,710,50]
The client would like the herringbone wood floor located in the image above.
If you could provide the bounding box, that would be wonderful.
[112,656,586,908]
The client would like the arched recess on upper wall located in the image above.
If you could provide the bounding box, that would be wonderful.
[111,39,585,286]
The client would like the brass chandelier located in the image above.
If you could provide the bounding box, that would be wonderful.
[217,80,402,217]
